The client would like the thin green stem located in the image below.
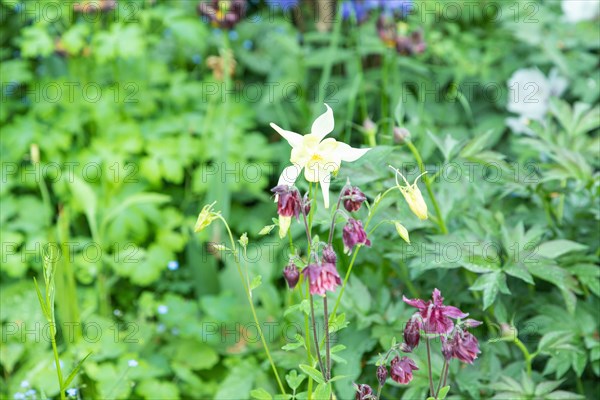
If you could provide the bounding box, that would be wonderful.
[435,360,448,398]
[217,217,286,395]
[50,323,66,400]
[405,141,448,234]
[514,338,533,377]
[323,296,331,381]
[425,338,435,398]
[310,295,326,378]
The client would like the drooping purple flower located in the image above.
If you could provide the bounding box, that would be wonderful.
[390,356,418,384]
[445,330,481,364]
[271,185,301,218]
[342,218,371,254]
[342,186,367,212]
[354,383,374,400]
[403,288,467,334]
[377,364,388,386]
[441,336,454,361]
[402,317,421,351]
[303,263,341,296]
[283,262,299,289]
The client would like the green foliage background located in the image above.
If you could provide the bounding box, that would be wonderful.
[1,0,598,399]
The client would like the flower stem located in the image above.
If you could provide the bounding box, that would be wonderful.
[50,323,66,400]
[514,338,533,377]
[323,296,331,381]
[310,295,326,378]
[405,141,448,234]
[217,217,287,395]
[435,359,448,398]
[425,338,435,398]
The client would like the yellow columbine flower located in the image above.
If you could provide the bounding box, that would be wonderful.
[271,104,371,208]
[390,166,428,220]
[194,201,220,232]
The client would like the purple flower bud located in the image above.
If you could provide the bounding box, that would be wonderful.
[403,317,421,351]
[322,245,337,264]
[354,383,373,400]
[342,218,371,254]
[342,186,367,212]
[463,319,483,329]
[441,336,454,361]
[302,193,311,215]
[377,364,388,387]
[283,262,299,289]
[393,127,410,143]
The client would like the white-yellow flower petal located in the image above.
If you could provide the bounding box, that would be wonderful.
[336,142,371,162]
[318,172,332,209]
[278,164,302,186]
[311,103,334,140]
[270,122,303,148]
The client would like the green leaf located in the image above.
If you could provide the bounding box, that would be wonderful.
[299,364,325,385]
[438,385,451,399]
[285,370,305,391]
[469,271,510,310]
[313,383,331,400]
[536,240,587,259]
[250,388,272,400]
[102,193,170,230]
[250,275,262,291]
[32,277,49,320]
[62,352,92,389]
[69,176,99,240]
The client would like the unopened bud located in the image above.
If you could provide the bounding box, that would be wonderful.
[393,127,410,143]
[322,245,337,264]
[377,365,387,387]
[283,262,300,289]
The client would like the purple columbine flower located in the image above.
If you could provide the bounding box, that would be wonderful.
[271,185,301,218]
[283,262,300,289]
[353,383,374,400]
[303,263,341,296]
[402,317,421,351]
[342,218,371,254]
[403,288,467,334]
[342,186,367,212]
[390,356,418,384]
[446,330,481,364]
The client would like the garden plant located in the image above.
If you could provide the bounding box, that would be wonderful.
[1,0,599,399]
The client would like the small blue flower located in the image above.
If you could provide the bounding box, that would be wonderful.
[25,389,36,397]
[13,3,23,12]
[167,260,179,270]
[157,305,168,315]
[213,28,222,36]
[128,359,138,368]
[163,28,172,39]
[66,388,78,397]
[19,381,29,388]
[228,30,239,41]
[157,323,166,333]
[243,39,253,50]
[14,393,25,400]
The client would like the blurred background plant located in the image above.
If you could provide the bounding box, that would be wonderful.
[1,0,598,399]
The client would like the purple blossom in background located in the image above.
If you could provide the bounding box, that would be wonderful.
[390,356,418,384]
[403,288,468,334]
